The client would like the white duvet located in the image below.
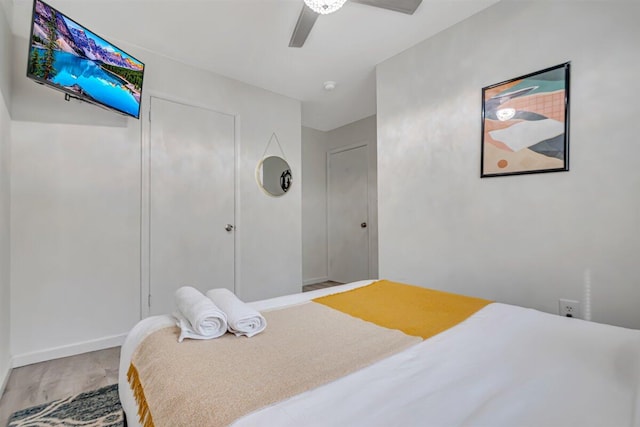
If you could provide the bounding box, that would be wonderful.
[119,281,640,427]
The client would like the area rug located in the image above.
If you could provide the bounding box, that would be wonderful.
[7,383,124,427]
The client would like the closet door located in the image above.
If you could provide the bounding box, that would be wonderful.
[328,144,370,284]
[149,97,235,316]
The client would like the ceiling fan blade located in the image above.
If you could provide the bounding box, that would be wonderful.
[351,0,423,15]
[289,4,319,48]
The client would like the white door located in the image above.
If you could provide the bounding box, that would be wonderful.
[328,144,369,283]
[149,97,235,315]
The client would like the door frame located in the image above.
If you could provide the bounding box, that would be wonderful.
[140,94,239,319]
[326,142,374,283]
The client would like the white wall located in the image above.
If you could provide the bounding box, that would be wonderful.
[136,42,302,304]
[10,121,140,363]
[0,2,12,390]
[10,36,301,363]
[301,115,378,284]
[377,1,640,329]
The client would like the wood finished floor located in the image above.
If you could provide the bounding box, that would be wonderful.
[0,347,121,426]
[302,280,342,292]
[0,281,342,425]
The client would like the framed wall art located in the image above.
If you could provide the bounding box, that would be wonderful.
[481,62,570,177]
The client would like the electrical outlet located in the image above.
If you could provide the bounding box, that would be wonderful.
[559,299,580,318]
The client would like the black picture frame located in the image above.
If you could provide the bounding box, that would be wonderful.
[481,62,570,178]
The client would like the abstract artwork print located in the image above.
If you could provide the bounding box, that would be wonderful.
[481,63,570,177]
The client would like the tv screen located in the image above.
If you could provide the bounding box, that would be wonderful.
[26,0,145,119]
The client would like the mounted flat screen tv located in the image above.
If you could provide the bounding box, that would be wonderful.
[26,0,145,119]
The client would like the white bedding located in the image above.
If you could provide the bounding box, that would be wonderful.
[119,280,640,427]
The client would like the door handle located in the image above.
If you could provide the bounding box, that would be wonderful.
[361,222,367,228]
[225,224,234,232]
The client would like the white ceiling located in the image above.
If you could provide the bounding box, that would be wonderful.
[8,0,499,130]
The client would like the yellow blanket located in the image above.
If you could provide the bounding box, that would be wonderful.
[128,280,491,427]
[313,279,492,339]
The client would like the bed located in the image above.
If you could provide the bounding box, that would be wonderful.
[118,279,640,427]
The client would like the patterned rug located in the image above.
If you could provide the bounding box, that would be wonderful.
[7,383,124,427]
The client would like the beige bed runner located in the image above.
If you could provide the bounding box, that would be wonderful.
[128,301,421,427]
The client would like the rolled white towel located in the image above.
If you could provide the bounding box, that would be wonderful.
[206,288,267,337]
[174,286,227,342]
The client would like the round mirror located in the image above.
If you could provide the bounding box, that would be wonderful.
[256,156,292,197]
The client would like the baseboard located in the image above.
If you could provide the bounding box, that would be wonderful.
[0,358,12,397]
[303,277,329,286]
[12,333,127,368]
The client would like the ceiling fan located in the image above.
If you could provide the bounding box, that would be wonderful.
[289,0,423,48]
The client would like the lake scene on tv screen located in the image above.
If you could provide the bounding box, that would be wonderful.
[28,0,144,118]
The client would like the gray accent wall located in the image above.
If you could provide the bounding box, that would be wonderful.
[0,0,10,107]
[302,126,330,284]
[302,115,378,284]
[377,1,640,328]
